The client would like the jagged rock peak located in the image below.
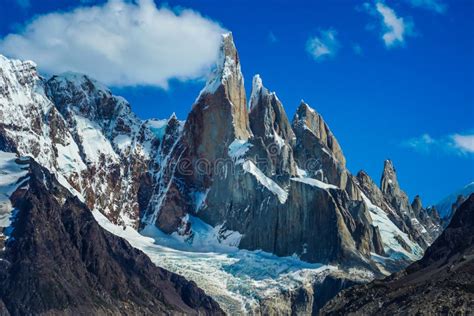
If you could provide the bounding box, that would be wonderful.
[46,72,118,106]
[248,74,295,143]
[199,33,244,99]
[0,54,39,100]
[249,74,269,109]
[356,170,377,191]
[356,170,370,180]
[192,32,250,141]
[49,72,110,93]
[293,101,346,167]
[380,159,399,195]
[412,195,423,214]
[46,72,133,123]
[0,54,37,75]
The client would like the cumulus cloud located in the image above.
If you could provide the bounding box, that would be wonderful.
[403,132,474,156]
[306,29,340,61]
[0,0,226,88]
[362,2,415,48]
[404,0,447,13]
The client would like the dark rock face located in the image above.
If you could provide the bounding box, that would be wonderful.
[249,74,297,178]
[451,195,467,218]
[411,195,422,215]
[292,102,349,190]
[321,194,474,315]
[312,275,361,314]
[293,102,345,168]
[0,159,223,316]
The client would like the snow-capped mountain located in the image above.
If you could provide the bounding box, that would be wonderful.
[0,54,183,228]
[0,33,443,313]
[435,182,474,219]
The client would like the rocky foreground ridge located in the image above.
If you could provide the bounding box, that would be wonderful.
[321,194,474,315]
[0,152,223,315]
[0,33,442,273]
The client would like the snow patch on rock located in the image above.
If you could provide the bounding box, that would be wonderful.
[291,177,338,190]
[0,152,29,241]
[228,139,252,164]
[242,160,288,204]
[361,192,423,261]
[145,119,169,141]
[249,74,269,109]
[73,116,119,164]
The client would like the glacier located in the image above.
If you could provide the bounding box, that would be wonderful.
[92,209,373,314]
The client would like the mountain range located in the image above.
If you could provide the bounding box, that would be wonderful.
[0,33,470,314]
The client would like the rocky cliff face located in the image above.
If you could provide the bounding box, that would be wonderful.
[0,153,223,315]
[380,160,440,246]
[321,194,474,315]
[249,74,297,178]
[0,55,182,228]
[357,162,442,253]
[0,34,441,275]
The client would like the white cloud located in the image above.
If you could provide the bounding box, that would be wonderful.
[404,132,474,156]
[375,2,414,47]
[404,134,436,153]
[405,0,447,14]
[0,0,226,88]
[361,2,415,48]
[452,134,474,153]
[306,29,340,61]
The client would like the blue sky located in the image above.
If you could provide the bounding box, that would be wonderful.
[0,0,473,204]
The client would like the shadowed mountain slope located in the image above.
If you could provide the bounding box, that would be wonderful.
[321,194,474,315]
[0,155,223,316]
